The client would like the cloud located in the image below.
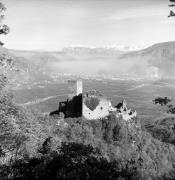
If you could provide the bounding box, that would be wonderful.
[2,0,173,51]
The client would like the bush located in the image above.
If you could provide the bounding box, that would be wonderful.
[153,97,171,106]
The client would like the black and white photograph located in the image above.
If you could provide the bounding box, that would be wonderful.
[1,0,175,179]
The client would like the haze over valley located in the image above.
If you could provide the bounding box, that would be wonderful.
[5,41,175,86]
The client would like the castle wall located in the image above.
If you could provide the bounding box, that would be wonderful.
[83,96,114,120]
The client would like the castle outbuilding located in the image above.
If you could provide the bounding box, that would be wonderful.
[115,100,137,121]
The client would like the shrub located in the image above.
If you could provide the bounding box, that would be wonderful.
[153,97,171,106]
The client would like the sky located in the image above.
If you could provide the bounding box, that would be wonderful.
[1,0,175,51]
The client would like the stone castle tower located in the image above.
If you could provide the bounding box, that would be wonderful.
[68,80,83,99]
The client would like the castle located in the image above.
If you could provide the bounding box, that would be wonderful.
[50,80,137,121]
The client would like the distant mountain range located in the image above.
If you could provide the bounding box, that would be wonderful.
[120,41,175,79]
[1,41,175,83]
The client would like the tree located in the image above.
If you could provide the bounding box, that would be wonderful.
[4,142,138,180]
[0,2,9,46]
[168,0,175,17]
[153,97,171,106]
[0,1,11,93]
[153,97,175,114]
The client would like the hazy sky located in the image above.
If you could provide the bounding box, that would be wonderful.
[1,0,174,51]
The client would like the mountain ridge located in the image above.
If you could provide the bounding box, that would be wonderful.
[1,41,175,80]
